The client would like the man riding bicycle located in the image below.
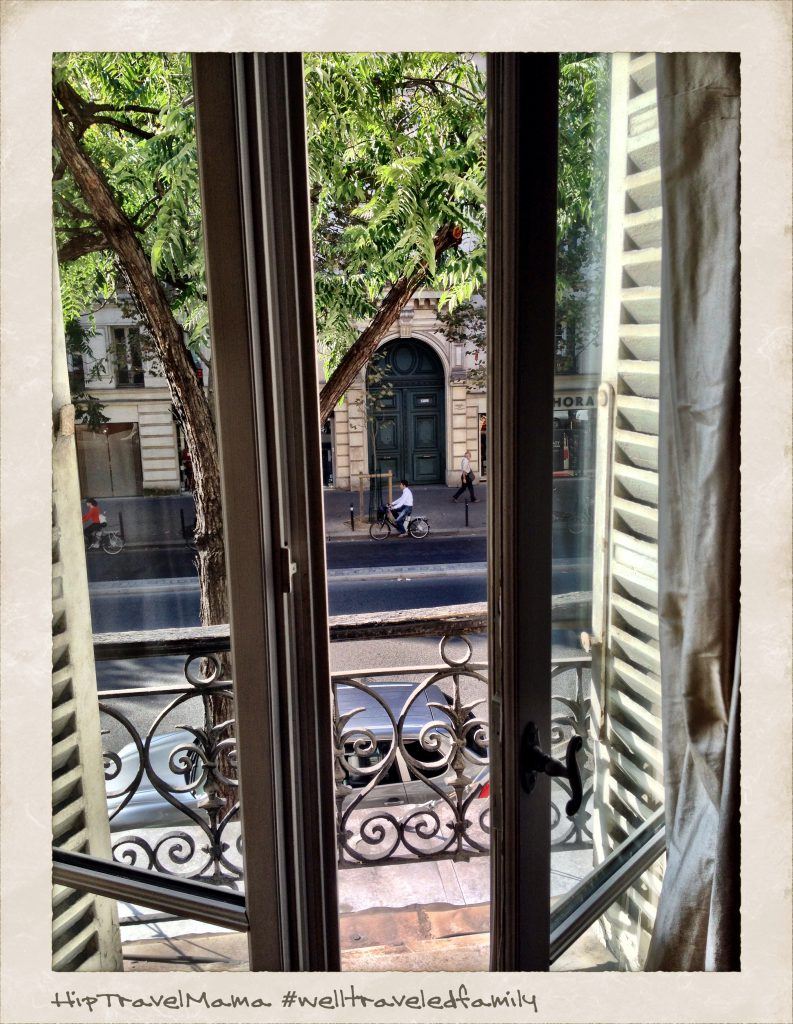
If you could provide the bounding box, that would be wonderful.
[388,479,413,537]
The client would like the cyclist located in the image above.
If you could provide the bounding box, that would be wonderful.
[388,479,413,537]
[82,497,104,549]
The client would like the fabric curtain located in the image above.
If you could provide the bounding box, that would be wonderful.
[644,53,741,972]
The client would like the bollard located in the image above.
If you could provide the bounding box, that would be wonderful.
[465,500,469,527]
[350,504,355,531]
[180,507,186,538]
[118,510,126,541]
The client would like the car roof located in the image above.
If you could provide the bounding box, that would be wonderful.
[336,681,449,742]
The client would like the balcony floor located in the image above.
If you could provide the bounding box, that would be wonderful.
[122,904,616,972]
[121,847,617,971]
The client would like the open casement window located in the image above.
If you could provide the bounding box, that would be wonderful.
[53,51,674,973]
[588,53,665,969]
[52,245,123,972]
[53,54,339,972]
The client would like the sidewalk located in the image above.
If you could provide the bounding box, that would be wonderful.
[93,484,487,549]
[324,483,488,541]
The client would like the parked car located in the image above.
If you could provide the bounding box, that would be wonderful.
[106,681,488,832]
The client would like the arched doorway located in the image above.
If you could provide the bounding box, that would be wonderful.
[367,338,446,485]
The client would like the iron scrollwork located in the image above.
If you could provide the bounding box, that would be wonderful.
[99,633,593,888]
[334,635,491,868]
[99,652,242,888]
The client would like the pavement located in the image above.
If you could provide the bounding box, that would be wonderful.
[325,483,488,540]
[94,484,488,550]
[93,477,594,549]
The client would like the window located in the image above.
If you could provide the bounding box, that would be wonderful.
[112,326,144,387]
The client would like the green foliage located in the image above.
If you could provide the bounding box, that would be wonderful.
[555,53,610,372]
[304,53,487,373]
[64,318,110,428]
[54,51,607,392]
[436,54,610,380]
[53,52,208,351]
[436,294,487,390]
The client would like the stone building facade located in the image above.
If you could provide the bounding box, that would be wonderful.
[321,291,487,491]
[75,288,601,498]
[73,302,198,496]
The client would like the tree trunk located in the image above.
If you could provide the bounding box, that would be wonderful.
[318,223,462,422]
[53,96,238,810]
[52,100,227,630]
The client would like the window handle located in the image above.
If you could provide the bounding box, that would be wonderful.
[520,722,583,817]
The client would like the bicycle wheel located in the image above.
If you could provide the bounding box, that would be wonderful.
[369,520,390,541]
[409,517,429,539]
[102,532,125,554]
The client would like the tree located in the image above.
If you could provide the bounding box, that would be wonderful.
[53,52,487,609]
[304,53,487,421]
[436,54,609,382]
[52,53,226,631]
[554,54,609,373]
[53,52,604,614]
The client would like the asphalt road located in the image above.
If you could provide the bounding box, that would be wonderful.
[90,562,589,631]
[86,527,590,582]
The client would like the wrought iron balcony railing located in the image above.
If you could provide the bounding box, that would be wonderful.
[94,607,592,889]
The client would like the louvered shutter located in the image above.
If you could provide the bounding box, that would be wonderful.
[589,53,664,970]
[52,248,122,972]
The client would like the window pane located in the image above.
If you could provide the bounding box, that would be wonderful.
[52,51,241,972]
[550,52,665,972]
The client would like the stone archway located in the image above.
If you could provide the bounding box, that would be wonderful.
[367,337,446,485]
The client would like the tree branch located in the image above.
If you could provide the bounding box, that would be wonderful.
[57,229,109,263]
[87,115,155,139]
[86,102,161,116]
[54,192,94,224]
[54,80,156,138]
[397,77,479,102]
[318,223,462,422]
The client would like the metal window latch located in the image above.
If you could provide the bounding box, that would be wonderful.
[279,545,297,594]
[520,722,583,817]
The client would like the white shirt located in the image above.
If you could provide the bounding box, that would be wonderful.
[461,456,472,475]
[391,487,413,509]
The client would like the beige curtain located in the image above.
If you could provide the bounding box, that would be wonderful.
[644,53,741,972]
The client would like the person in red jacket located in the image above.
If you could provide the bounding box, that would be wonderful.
[82,497,104,548]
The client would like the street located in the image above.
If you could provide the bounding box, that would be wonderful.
[86,529,587,582]
[88,535,590,634]
[91,530,592,756]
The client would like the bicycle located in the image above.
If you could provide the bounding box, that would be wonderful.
[369,503,430,541]
[84,523,125,555]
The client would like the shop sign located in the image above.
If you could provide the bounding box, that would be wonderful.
[554,392,596,410]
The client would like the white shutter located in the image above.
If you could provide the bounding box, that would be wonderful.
[52,247,122,971]
[589,53,665,970]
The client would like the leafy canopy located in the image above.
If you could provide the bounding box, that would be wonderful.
[304,53,487,372]
[53,52,208,351]
[54,51,607,386]
[555,54,609,371]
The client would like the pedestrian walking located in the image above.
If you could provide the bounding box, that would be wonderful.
[452,451,477,502]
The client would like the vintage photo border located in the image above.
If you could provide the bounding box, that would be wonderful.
[1,2,791,1021]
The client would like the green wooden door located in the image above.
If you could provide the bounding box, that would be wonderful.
[368,339,445,485]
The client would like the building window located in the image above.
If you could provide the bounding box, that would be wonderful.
[112,326,145,387]
[67,351,85,392]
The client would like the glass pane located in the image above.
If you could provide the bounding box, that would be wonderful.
[550,52,665,971]
[305,51,491,972]
[52,51,243,972]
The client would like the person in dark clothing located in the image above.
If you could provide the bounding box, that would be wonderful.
[452,450,477,502]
